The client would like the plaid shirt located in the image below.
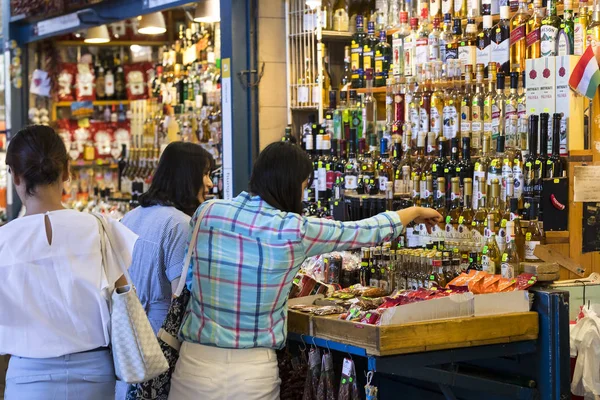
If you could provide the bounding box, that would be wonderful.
[179,192,404,349]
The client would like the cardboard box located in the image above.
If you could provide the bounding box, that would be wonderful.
[556,55,585,154]
[379,292,474,326]
[526,57,556,152]
[474,291,531,317]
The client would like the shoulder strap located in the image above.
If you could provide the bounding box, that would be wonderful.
[91,212,133,286]
[173,202,213,297]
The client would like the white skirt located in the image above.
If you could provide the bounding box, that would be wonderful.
[168,342,280,400]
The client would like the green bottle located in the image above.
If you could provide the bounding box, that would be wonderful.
[558,0,575,55]
[540,0,561,57]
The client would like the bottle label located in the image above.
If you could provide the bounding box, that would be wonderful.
[429,36,440,61]
[482,256,495,275]
[458,45,476,71]
[442,0,452,14]
[445,45,458,60]
[491,38,509,70]
[454,0,464,13]
[415,38,429,66]
[510,24,526,45]
[484,102,492,133]
[526,28,541,48]
[394,178,403,194]
[431,107,442,134]
[375,55,385,75]
[403,38,414,76]
[379,176,389,192]
[333,10,349,32]
[501,262,515,279]
[431,0,441,15]
[393,37,404,76]
[442,105,458,139]
[105,74,115,97]
[445,224,458,240]
[410,107,420,133]
[541,25,559,57]
[557,30,572,56]
[491,103,501,138]
[363,47,374,71]
[477,43,492,66]
[574,23,585,56]
[525,240,541,260]
[461,103,471,133]
[420,108,430,134]
[345,175,358,190]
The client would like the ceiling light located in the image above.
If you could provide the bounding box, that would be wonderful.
[194,0,220,23]
[84,25,110,44]
[138,12,166,35]
[305,0,321,9]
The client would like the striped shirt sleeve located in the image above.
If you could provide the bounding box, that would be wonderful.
[300,211,404,258]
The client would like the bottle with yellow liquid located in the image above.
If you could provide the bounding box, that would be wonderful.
[575,0,590,55]
[526,0,544,59]
[586,2,600,49]
[510,0,531,73]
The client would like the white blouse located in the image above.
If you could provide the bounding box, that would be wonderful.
[0,209,138,358]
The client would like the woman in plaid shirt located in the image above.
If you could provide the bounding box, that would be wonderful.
[169,142,442,400]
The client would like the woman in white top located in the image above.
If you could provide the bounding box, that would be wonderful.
[0,125,138,400]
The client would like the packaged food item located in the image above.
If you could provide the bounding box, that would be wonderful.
[482,274,501,293]
[497,278,517,292]
[75,63,95,101]
[316,352,335,400]
[92,123,114,158]
[515,273,538,290]
[302,348,322,400]
[57,63,76,101]
[124,63,149,100]
[312,306,345,316]
[360,287,388,298]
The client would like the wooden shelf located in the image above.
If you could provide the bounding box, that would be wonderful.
[321,30,353,41]
[55,40,165,47]
[356,87,387,94]
[55,100,131,107]
[71,160,118,168]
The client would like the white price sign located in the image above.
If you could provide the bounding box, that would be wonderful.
[37,13,80,37]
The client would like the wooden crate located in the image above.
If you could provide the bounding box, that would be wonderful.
[292,312,539,357]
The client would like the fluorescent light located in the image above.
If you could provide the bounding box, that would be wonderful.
[138,12,166,35]
[84,25,110,44]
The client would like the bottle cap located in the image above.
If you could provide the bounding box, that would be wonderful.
[340,90,348,101]
[510,72,519,89]
[500,6,510,19]
[433,17,440,27]
[410,17,419,27]
[497,72,505,89]
[483,15,493,29]
[444,13,452,22]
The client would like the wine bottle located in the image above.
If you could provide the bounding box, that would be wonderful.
[547,113,564,178]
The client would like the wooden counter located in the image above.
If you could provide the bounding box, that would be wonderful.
[288,311,539,356]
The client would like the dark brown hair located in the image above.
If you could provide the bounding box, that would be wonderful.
[6,125,69,196]
[249,141,313,214]
[139,142,214,216]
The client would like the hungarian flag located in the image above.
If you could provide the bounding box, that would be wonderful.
[569,45,600,99]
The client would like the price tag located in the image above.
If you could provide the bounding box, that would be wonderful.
[342,358,354,376]
[37,13,80,36]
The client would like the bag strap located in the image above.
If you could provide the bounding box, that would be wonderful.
[91,212,133,286]
[173,202,213,297]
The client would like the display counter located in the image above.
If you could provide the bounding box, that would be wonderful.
[286,288,570,400]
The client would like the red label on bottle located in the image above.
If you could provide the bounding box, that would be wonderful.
[510,25,526,44]
[326,170,335,189]
[526,28,540,48]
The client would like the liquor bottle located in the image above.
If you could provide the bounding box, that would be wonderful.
[527,0,544,59]
[115,60,126,100]
[446,177,462,240]
[470,64,485,154]
[375,30,391,87]
[548,113,564,178]
[349,0,360,33]
[587,3,600,49]
[407,76,420,136]
[473,133,491,209]
[510,197,525,260]
[513,135,525,203]
[363,22,378,77]
[492,72,506,140]
[524,205,544,261]
[510,0,530,74]
[477,16,494,71]
[492,7,511,74]
[393,12,410,79]
[440,13,454,62]
[360,247,371,286]
[539,113,550,180]
[483,63,497,143]
[432,137,449,195]
[345,130,360,190]
[482,214,501,274]
[445,19,462,62]
[574,0,589,56]
[415,10,431,69]
[392,81,405,136]
[96,63,106,100]
[430,61,444,137]
[558,0,575,55]
[459,19,477,71]
[379,139,394,192]
[459,178,474,237]
[461,65,474,141]
[458,137,474,192]
[443,62,459,140]
[429,17,442,61]
[341,46,352,89]
[362,150,379,195]
[436,177,448,231]
[523,115,540,203]
[333,0,350,31]
[374,0,387,30]
[351,15,367,88]
[501,221,520,279]
[349,89,363,139]
[505,73,520,150]
[412,174,422,206]
[472,177,488,245]
[105,67,115,100]
[413,132,428,179]
[431,0,443,21]
[541,0,561,57]
[488,178,502,229]
[517,71,527,139]
[426,131,438,170]
[406,18,420,77]
[369,247,381,287]
[442,0,453,19]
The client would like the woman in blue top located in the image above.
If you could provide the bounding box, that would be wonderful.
[117,142,213,399]
[169,142,441,400]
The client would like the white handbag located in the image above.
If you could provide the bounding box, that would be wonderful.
[94,214,169,384]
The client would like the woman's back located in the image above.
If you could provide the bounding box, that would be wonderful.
[0,209,137,358]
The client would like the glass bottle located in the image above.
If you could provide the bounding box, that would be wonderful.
[442,61,459,140]
[587,2,600,50]
[378,141,394,192]
[538,113,550,179]
[492,72,506,141]
[351,15,367,88]
[477,16,494,72]
[375,30,392,87]
[472,177,488,246]
[482,215,501,274]
[460,65,474,141]
[547,113,564,178]
[524,204,544,262]
[471,64,485,154]
[505,72,520,151]
[345,130,360,191]
[446,177,462,241]
[429,17,442,61]
[492,7,511,74]
[363,21,378,77]
[510,0,531,73]
[527,0,544,59]
[558,0,575,55]
[523,115,539,201]
[459,19,477,72]
[440,13,454,62]
[501,221,521,279]
[483,63,497,144]
[541,0,561,57]
[432,136,449,195]
[430,61,444,137]
[574,0,589,56]
[473,133,491,209]
[458,136,474,194]
[333,0,350,31]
